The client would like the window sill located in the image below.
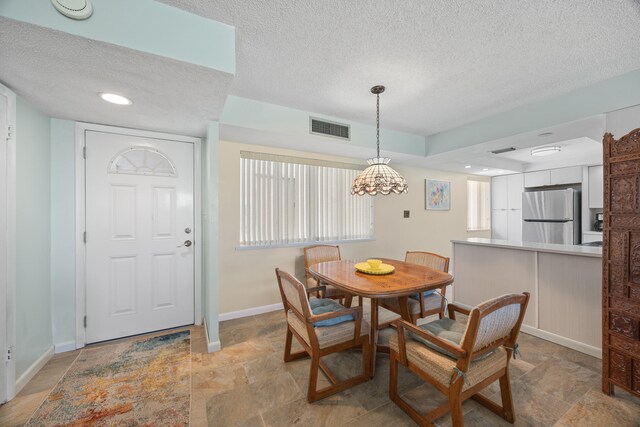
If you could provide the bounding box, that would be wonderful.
[236,238,376,251]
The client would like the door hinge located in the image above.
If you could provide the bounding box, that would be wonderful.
[6,125,13,141]
[83,231,86,243]
[6,348,12,362]
[83,146,86,159]
[84,315,87,328]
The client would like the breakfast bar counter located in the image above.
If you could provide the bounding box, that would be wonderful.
[451,238,602,357]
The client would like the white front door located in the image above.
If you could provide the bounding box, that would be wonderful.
[85,130,195,343]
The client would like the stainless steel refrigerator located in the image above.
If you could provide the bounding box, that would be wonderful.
[522,189,581,245]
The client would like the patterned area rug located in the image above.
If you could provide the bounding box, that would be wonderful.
[27,331,191,426]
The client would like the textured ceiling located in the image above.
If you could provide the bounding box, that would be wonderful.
[160,0,640,135]
[0,17,233,137]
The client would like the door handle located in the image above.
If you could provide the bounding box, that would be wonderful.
[178,240,192,248]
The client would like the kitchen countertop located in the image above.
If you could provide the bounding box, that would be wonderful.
[451,238,602,258]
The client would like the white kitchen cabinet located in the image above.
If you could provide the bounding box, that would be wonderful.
[525,166,582,188]
[507,209,523,241]
[491,175,508,210]
[550,166,582,185]
[588,165,603,209]
[491,209,508,240]
[507,174,524,209]
[524,170,550,187]
[491,174,523,241]
[583,232,602,243]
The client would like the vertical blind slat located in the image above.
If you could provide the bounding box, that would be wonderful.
[239,157,373,246]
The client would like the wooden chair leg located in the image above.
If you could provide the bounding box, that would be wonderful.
[499,372,515,423]
[389,351,399,399]
[449,384,464,427]
[307,353,321,402]
[283,328,293,361]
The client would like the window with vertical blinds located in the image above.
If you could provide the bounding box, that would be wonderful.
[239,152,374,247]
[467,179,491,231]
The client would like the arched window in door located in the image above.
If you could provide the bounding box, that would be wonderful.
[108,146,177,177]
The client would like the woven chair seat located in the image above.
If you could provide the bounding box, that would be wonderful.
[360,300,402,325]
[382,292,444,316]
[389,334,507,391]
[288,311,370,349]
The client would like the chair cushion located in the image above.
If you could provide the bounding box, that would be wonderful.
[409,318,495,361]
[310,299,354,327]
[389,333,507,391]
[408,318,467,359]
[288,311,369,349]
[382,293,443,317]
[409,290,435,300]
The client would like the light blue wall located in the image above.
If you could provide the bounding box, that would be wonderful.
[203,122,220,347]
[221,96,426,156]
[15,98,52,377]
[426,69,640,155]
[0,0,235,73]
[50,119,76,347]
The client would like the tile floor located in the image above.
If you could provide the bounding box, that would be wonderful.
[1,310,640,426]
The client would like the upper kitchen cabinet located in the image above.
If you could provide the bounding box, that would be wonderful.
[524,166,582,188]
[588,165,603,209]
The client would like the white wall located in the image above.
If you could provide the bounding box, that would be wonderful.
[218,140,489,315]
[15,97,52,377]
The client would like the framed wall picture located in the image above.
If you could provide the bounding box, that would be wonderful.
[425,179,450,210]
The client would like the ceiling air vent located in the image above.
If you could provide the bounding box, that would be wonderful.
[490,147,517,155]
[310,117,350,141]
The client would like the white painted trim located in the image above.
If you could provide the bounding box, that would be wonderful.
[0,82,17,402]
[15,346,54,395]
[54,341,77,354]
[521,325,602,359]
[219,302,284,321]
[75,122,202,348]
[203,318,221,353]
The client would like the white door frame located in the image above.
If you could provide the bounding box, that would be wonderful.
[75,122,202,348]
[0,82,17,402]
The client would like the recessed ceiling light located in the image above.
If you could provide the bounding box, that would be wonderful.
[531,146,561,157]
[497,170,504,174]
[464,165,471,169]
[538,132,554,137]
[99,92,132,105]
[482,168,489,171]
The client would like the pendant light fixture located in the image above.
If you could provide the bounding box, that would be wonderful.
[351,85,408,196]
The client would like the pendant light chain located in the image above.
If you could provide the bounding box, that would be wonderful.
[376,92,380,158]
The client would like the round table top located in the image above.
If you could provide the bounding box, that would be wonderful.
[308,258,454,298]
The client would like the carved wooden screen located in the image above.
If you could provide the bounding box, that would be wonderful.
[603,127,640,397]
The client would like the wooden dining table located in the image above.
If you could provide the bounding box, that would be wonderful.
[308,258,454,376]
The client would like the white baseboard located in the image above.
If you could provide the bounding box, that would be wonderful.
[54,341,76,354]
[15,346,54,394]
[219,302,283,322]
[203,318,221,353]
[521,325,602,359]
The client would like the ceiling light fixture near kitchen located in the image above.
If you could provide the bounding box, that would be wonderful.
[465,165,471,169]
[51,0,93,20]
[482,168,489,171]
[99,93,133,106]
[351,85,408,196]
[531,146,561,157]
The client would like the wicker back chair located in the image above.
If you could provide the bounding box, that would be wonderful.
[389,293,530,426]
[303,245,353,306]
[275,268,370,402]
[381,251,450,323]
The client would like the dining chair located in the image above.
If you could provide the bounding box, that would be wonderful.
[275,268,371,402]
[381,251,450,323]
[389,293,530,427]
[303,245,353,307]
